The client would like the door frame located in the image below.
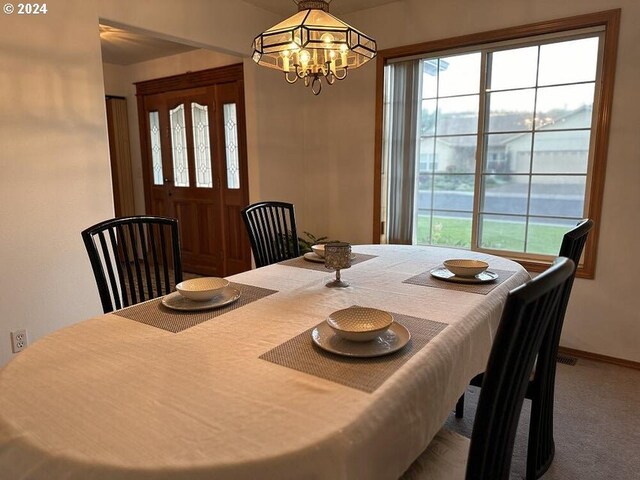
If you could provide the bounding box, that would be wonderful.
[135,63,251,274]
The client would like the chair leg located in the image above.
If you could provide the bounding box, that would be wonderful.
[526,393,555,479]
[455,393,465,418]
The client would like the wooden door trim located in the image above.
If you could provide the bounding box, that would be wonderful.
[135,64,244,96]
[137,93,154,216]
[136,64,251,275]
[137,65,245,218]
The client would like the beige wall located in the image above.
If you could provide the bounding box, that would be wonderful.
[1,0,637,366]
[0,0,113,365]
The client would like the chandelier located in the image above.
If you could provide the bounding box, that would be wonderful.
[251,0,377,95]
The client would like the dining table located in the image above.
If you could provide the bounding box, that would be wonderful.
[0,244,530,480]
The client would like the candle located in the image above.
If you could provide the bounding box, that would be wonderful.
[300,50,310,72]
[281,50,290,72]
[340,44,348,68]
[329,50,337,74]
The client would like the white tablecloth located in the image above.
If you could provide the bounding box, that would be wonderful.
[0,245,529,480]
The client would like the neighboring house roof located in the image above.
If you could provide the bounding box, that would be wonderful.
[420,104,593,147]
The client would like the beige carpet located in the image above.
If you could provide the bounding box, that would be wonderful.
[445,358,640,479]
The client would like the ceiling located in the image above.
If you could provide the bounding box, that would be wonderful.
[241,0,399,16]
[99,25,198,65]
[100,1,397,65]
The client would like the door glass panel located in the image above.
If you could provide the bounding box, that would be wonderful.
[223,103,240,189]
[149,111,163,185]
[191,103,213,188]
[170,104,189,187]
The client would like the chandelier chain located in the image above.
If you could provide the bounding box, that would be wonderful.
[294,0,331,12]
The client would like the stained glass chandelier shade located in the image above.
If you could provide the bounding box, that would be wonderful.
[252,0,377,95]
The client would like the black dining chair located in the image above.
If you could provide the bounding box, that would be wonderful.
[241,201,300,268]
[401,257,575,480]
[82,215,183,313]
[455,218,594,479]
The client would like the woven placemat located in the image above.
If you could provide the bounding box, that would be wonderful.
[259,312,448,393]
[403,268,516,295]
[278,254,377,272]
[113,283,278,333]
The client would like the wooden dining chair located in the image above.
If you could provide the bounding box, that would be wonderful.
[401,257,575,480]
[455,218,594,479]
[241,201,300,268]
[82,215,183,313]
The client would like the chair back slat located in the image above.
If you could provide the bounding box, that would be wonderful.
[106,227,127,309]
[534,219,594,405]
[266,206,281,258]
[114,223,135,306]
[258,207,275,263]
[138,222,154,298]
[241,202,300,268]
[158,222,171,295]
[559,218,593,267]
[524,218,593,478]
[82,216,183,313]
[126,223,146,304]
[93,230,121,311]
[466,257,575,480]
[147,223,162,295]
[533,219,593,405]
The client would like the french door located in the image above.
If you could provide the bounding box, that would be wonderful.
[136,65,251,276]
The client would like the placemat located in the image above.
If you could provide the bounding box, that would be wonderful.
[403,268,517,295]
[259,312,448,393]
[113,283,278,333]
[278,253,377,272]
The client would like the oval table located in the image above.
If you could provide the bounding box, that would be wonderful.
[0,245,529,480]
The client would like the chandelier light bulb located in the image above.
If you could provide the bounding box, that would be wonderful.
[299,50,311,68]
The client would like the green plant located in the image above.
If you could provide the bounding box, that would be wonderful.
[297,231,336,253]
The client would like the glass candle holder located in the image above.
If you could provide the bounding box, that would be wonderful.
[324,242,352,288]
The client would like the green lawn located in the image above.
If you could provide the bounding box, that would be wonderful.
[416,215,570,254]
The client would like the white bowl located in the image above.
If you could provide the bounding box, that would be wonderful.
[176,277,230,302]
[311,244,325,258]
[326,307,394,342]
[443,259,489,277]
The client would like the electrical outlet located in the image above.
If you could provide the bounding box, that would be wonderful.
[11,329,28,353]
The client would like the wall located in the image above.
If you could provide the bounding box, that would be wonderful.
[0,0,114,365]
[334,0,640,362]
[98,0,277,57]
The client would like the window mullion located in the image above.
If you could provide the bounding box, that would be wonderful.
[412,61,425,245]
[523,46,543,254]
[428,60,440,245]
[472,50,490,251]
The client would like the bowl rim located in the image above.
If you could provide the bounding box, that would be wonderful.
[443,259,489,268]
[176,277,230,292]
[327,306,393,333]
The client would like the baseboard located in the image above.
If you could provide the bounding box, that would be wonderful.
[558,346,640,370]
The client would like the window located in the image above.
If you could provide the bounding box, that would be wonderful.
[375,10,620,278]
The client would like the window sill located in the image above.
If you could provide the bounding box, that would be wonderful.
[513,257,594,280]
